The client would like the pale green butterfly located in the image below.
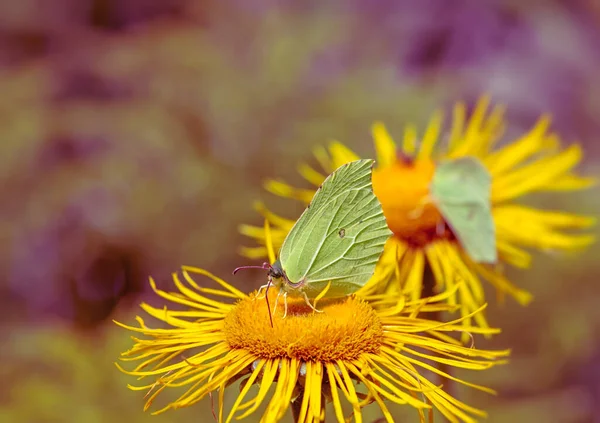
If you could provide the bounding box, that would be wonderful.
[235,159,393,324]
[430,156,497,263]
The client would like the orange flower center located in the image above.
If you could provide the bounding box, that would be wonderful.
[372,156,445,246]
[223,290,384,362]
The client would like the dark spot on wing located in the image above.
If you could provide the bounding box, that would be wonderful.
[467,207,476,220]
[338,228,346,238]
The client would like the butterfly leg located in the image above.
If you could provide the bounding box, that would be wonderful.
[282,292,288,319]
[255,283,270,300]
[273,289,283,316]
[301,291,323,313]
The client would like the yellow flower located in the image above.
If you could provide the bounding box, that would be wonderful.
[240,96,595,332]
[116,265,509,423]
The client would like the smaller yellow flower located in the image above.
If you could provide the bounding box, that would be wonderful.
[116,264,509,423]
[240,97,595,333]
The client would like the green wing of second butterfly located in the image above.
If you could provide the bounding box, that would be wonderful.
[430,156,497,263]
[278,159,393,296]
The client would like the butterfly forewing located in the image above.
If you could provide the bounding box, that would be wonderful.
[279,159,392,290]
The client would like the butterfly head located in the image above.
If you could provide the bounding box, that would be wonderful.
[233,260,287,283]
[267,259,285,282]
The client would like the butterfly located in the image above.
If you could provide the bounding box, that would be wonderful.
[430,156,497,263]
[235,159,392,326]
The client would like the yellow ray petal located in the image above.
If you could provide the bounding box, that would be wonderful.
[418,110,443,161]
[372,121,397,167]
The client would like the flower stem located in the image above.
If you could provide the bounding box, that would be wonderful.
[291,389,325,422]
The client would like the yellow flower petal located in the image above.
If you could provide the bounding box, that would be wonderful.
[485,115,553,175]
[328,141,360,169]
[371,121,397,167]
[418,109,443,160]
[402,123,418,156]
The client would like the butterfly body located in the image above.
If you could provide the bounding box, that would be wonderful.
[268,259,367,299]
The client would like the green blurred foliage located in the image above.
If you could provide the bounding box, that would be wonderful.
[0,321,217,423]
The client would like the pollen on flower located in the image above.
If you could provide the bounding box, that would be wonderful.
[372,156,446,246]
[223,290,384,362]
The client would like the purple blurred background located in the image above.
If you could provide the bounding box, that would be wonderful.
[0,1,599,422]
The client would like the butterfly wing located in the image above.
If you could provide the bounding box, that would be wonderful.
[431,157,497,263]
[279,159,392,295]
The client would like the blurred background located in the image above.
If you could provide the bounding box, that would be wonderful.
[0,1,599,422]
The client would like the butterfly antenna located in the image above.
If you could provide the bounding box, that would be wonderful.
[231,262,274,327]
[264,278,274,328]
[232,262,271,275]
